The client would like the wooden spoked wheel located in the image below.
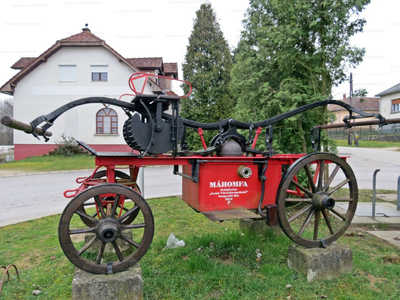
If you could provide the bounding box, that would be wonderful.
[59,184,154,274]
[276,153,358,248]
[78,170,140,226]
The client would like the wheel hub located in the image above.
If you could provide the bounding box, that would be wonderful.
[96,218,121,243]
[313,192,335,210]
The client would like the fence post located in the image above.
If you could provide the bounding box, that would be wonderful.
[397,176,400,211]
[372,169,380,219]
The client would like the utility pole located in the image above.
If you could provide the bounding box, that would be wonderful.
[348,73,353,146]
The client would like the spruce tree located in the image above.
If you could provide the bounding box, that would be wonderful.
[181,3,233,150]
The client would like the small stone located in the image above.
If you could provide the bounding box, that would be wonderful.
[50,255,56,261]
[197,247,203,253]
[286,284,293,289]
[32,290,41,296]
[383,253,400,264]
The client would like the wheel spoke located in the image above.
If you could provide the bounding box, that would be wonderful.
[285,198,313,203]
[69,227,96,235]
[94,196,106,218]
[313,210,320,240]
[298,208,315,236]
[95,242,106,265]
[111,195,121,218]
[317,160,325,190]
[120,233,140,248]
[74,210,99,225]
[123,223,146,229]
[119,205,139,223]
[290,180,314,197]
[324,164,340,191]
[78,235,98,255]
[112,241,124,262]
[334,198,354,202]
[322,210,334,234]
[330,208,347,221]
[287,204,313,223]
[304,164,317,193]
[327,178,351,195]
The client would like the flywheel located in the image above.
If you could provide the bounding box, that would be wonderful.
[123,113,183,154]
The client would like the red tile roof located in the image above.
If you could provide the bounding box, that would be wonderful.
[163,63,178,75]
[11,57,36,70]
[328,97,379,111]
[1,28,177,95]
[58,28,104,44]
[126,57,163,69]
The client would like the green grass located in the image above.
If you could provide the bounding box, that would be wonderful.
[1,196,400,299]
[334,139,400,149]
[0,155,95,172]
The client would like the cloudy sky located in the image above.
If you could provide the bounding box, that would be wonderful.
[0,0,398,101]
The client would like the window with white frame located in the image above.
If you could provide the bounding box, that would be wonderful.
[96,108,118,134]
[91,65,108,81]
[392,99,400,113]
[59,64,76,81]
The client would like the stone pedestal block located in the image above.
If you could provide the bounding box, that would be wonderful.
[239,219,283,236]
[71,264,143,300]
[288,243,353,282]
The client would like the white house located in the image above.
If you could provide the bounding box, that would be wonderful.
[376,83,400,121]
[0,28,178,160]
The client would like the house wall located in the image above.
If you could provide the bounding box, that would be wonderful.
[13,46,151,159]
[380,91,400,119]
[330,109,379,124]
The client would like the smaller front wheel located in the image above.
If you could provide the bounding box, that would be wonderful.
[59,184,154,274]
[276,153,358,248]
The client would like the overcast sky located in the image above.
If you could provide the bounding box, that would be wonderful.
[0,0,398,102]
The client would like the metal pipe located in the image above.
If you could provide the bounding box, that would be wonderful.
[397,176,400,211]
[139,167,145,198]
[372,169,380,219]
[315,118,400,129]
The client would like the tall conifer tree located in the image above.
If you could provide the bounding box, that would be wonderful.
[181,3,233,150]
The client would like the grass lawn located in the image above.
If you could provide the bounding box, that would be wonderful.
[0,155,95,173]
[1,194,399,300]
[334,139,400,149]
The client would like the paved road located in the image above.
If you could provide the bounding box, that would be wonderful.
[1,147,399,227]
[0,166,182,227]
[337,146,400,190]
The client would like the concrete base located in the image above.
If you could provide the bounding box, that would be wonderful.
[71,264,143,300]
[239,219,283,236]
[287,243,353,282]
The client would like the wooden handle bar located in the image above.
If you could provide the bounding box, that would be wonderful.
[0,116,52,137]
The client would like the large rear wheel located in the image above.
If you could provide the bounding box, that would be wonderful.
[276,152,358,248]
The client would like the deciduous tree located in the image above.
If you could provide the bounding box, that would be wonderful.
[231,0,370,153]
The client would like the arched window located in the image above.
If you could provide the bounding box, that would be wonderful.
[96,108,118,134]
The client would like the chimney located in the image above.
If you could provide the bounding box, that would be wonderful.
[82,24,90,32]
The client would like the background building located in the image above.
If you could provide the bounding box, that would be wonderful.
[0,28,178,160]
